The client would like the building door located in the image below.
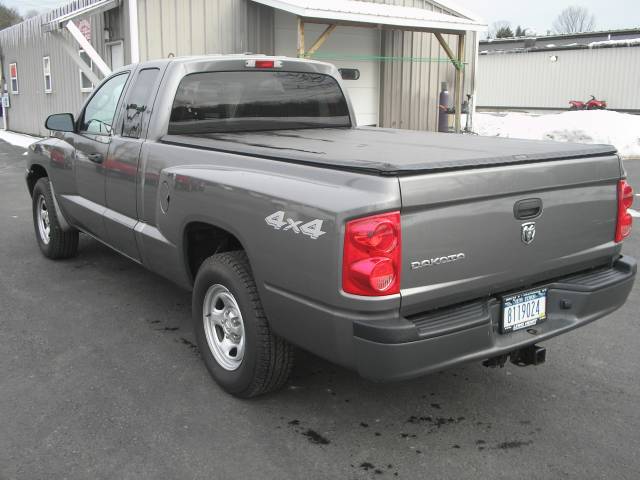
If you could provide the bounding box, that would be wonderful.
[70,72,129,238]
[274,11,381,126]
[108,41,125,70]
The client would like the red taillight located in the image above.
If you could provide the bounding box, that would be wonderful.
[615,179,634,243]
[343,212,401,296]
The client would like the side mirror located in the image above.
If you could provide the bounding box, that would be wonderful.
[45,113,75,132]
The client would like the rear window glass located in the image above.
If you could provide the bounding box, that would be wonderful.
[168,71,351,134]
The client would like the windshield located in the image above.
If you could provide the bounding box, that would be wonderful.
[168,71,351,134]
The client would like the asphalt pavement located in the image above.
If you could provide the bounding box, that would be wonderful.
[1,139,639,480]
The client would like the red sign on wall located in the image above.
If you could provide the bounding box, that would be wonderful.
[76,19,91,41]
[9,64,16,78]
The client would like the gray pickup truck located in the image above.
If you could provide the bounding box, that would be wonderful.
[26,55,636,397]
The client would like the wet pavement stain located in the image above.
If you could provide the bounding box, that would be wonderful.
[178,337,200,354]
[495,440,533,449]
[359,462,375,471]
[302,429,330,445]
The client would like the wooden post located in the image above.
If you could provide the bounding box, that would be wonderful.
[297,17,305,57]
[454,33,465,133]
[306,24,337,56]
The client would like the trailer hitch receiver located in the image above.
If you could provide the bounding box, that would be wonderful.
[510,345,546,367]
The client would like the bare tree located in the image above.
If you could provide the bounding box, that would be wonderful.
[552,6,596,34]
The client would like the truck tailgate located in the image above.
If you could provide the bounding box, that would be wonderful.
[400,154,623,315]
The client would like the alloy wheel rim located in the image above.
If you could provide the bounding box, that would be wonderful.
[36,195,51,245]
[202,284,245,371]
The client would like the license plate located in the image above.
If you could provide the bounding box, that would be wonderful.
[501,288,548,333]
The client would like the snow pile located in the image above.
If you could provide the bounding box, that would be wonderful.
[0,130,41,149]
[589,38,640,48]
[473,110,640,158]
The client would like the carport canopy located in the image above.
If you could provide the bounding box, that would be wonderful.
[251,0,486,132]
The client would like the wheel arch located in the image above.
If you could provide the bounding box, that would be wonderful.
[183,221,248,283]
[26,164,48,197]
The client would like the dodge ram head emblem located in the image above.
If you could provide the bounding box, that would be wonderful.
[521,222,536,245]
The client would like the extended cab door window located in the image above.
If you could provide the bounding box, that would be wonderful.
[122,68,160,138]
[79,73,128,135]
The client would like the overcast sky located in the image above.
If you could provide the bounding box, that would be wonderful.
[8,0,640,35]
[452,0,640,35]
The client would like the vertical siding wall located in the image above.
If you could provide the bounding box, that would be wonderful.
[136,0,273,61]
[372,0,477,130]
[477,47,640,111]
[0,0,127,136]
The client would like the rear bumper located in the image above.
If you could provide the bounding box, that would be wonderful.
[353,255,636,381]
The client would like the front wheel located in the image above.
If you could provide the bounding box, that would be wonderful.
[192,251,294,397]
[32,177,79,259]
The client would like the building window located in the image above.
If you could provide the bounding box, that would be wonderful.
[9,63,18,94]
[79,49,94,92]
[43,56,52,93]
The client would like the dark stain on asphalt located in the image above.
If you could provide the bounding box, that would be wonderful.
[178,337,200,354]
[359,462,375,471]
[452,444,461,449]
[374,432,381,436]
[162,326,179,331]
[302,429,330,445]
[495,440,533,449]
[360,422,369,428]
[288,419,300,426]
[430,403,441,409]
[407,415,464,428]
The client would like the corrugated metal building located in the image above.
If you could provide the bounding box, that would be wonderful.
[0,0,485,136]
[476,29,640,113]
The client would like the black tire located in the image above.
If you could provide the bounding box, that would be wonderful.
[192,251,294,398]
[32,177,79,259]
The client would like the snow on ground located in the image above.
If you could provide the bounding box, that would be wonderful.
[0,130,42,149]
[472,110,640,158]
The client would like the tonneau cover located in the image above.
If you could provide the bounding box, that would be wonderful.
[161,127,617,175]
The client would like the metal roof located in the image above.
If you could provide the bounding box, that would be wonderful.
[43,0,120,32]
[251,0,487,33]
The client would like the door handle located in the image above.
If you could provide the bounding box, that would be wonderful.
[87,153,104,164]
[514,198,543,220]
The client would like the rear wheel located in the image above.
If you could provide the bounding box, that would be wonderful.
[32,178,79,259]
[192,251,294,397]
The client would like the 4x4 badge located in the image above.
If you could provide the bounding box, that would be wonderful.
[265,211,326,240]
[521,222,536,245]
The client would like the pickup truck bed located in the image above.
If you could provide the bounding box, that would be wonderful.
[162,127,617,175]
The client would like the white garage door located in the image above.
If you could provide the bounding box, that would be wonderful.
[274,11,381,126]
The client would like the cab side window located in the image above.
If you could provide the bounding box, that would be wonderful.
[122,68,160,138]
[80,73,129,135]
